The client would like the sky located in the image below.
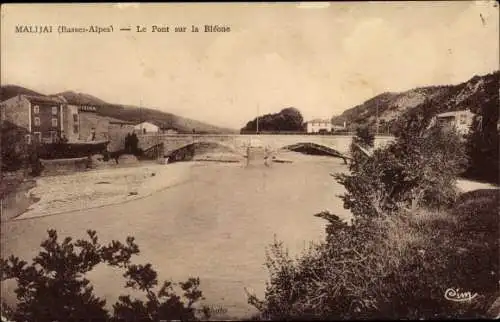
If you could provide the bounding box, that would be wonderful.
[1,2,499,129]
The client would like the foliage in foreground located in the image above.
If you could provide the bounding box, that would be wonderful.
[0,230,206,321]
[250,194,498,320]
[248,102,497,320]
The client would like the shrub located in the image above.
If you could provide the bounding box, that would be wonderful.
[335,100,468,218]
[1,121,30,172]
[0,230,205,321]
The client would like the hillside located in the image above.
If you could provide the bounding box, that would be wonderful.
[0,87,236,134]
[0,85,44,101]
[332,71,500,133]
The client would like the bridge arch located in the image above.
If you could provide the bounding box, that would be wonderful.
[166,140,245,163]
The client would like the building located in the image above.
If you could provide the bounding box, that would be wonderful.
[305,119,333,133]
[332,121,347,132]
[163,128,178,134]
[0,94,135,151]
[134,121,160,134]
[434,110,476,136]
[107,117,135,151]
[0,94,66,143]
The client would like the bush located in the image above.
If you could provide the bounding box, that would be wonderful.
[335,100,468,218]
[1,121,30,172]
[0,230,206,321]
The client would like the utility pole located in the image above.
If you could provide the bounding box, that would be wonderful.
[375,101,379,136]
[139,99,143,133]
[256,104,259,134]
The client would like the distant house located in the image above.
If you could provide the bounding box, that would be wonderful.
[332,121,347,132]
[134,121,160,134]
[162,128,179,134]
[434,110,476,136]
[305,119,333,133]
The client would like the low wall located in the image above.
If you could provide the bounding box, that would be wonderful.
[40,157,89,177]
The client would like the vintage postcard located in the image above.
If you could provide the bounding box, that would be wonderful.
[1,2,499,321]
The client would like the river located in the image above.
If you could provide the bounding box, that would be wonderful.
[1,152,352,319]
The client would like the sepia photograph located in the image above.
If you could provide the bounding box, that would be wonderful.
[0,2,499,320]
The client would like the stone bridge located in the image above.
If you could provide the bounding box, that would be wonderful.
[137,134,394,158]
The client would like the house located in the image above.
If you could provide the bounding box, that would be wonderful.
[0,94,67,143]
[332,121,347,132]
[134,121,160,134]
[305,119,333,133]
[0,94,135,152]
[163,128,178,134]
[434,110,476,136]
[107,117,135,152]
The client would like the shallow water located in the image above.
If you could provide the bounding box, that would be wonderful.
[1,153,351,319]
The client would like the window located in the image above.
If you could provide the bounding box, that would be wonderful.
[25,134,31,144]
[50,131,58,143]
[34,117,40,126]
[33,105,40,114]
[459,114,467,125]
[52,106,58,115]
[52,118,58,127]
[33,132,41,142]
[73,113,79,133]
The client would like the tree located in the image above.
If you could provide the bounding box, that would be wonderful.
[240,107,304,133]
[0,230,205,321]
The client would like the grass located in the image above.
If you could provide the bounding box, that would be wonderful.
[381,188,499,318]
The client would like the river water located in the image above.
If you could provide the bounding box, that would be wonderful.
[1,152,352,319]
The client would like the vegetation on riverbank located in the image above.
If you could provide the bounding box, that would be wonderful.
[249,102,499,319]
[0,230,208,321]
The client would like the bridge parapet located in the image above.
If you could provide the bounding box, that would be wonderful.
[137,134,395,157]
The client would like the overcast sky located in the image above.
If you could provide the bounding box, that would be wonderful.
[1,2,498,129]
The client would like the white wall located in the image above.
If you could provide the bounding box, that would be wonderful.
[306,122,332,133]
[134,122,159,134]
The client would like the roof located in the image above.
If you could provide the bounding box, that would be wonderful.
[103,116,135,125]
[307,118,331,123]
[134,121,160,127]
[437,110,475,118]
[22,94,66,105]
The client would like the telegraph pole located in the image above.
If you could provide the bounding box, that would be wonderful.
[256,104,260,134]
[376,101,379,135]
[139,99,143,132]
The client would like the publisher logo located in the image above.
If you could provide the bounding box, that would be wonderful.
[444,288,478,302]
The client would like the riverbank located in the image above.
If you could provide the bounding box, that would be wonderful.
[12,162,193,221]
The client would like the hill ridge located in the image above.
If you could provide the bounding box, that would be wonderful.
[331,71,499,132]
[0,86,237,134]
